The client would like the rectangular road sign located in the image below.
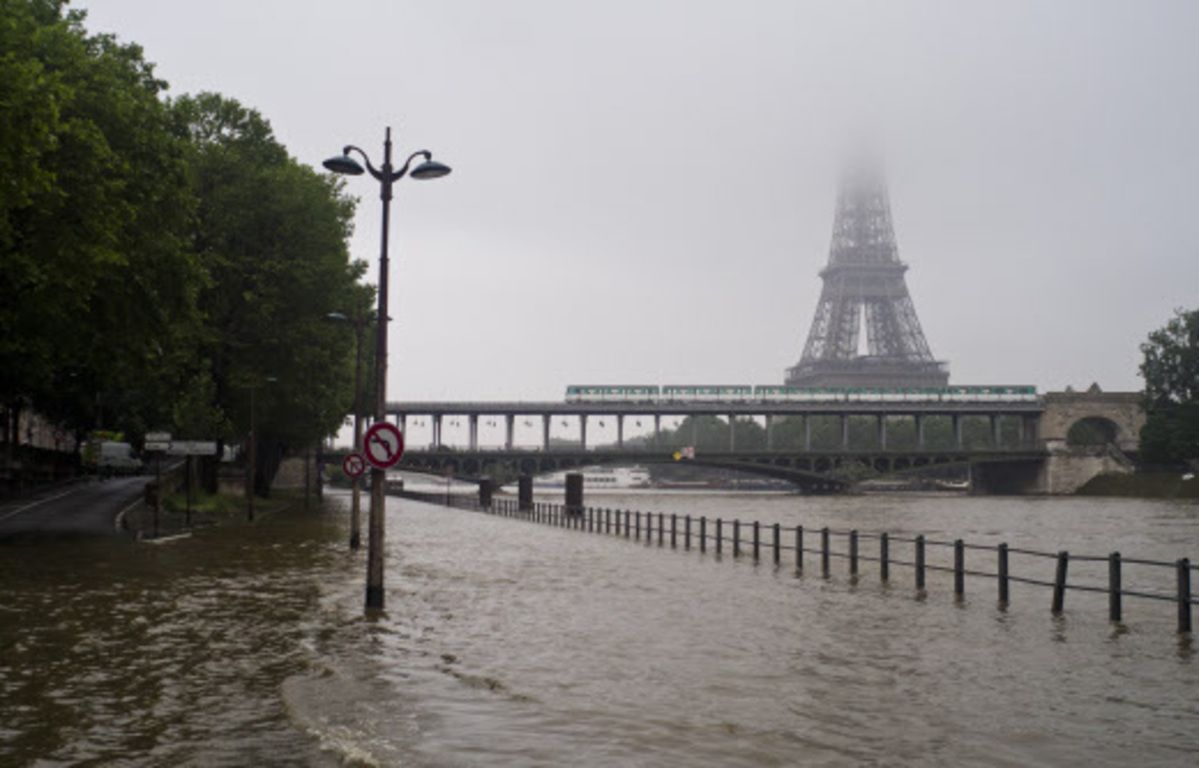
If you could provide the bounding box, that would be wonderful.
[166,441,219,456]
[145,442,170,452]
[145,431,172,443]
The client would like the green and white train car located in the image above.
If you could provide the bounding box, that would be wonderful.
[565,385,659,403]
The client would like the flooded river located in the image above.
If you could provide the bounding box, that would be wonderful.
[2,491,1197,766]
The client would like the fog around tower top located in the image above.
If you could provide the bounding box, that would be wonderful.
[79,0,1199,400]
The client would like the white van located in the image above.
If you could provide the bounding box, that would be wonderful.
[96,442,143,475]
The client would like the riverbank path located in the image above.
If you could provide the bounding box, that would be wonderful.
[0,476,147,539]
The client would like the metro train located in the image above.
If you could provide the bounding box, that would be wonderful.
[564,384,1038,404]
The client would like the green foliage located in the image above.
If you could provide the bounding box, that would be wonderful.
[1,4,371,475]
[1139,308,1199,464]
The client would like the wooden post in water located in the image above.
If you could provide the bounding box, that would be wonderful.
[624,510,630,538]
[849,530,859,576]
[716,518,723,554]
[671,514,677,549]
[773,523,780,565]
[1178,558,1192,634]
[796,525,804,571]
[635,511,641,540]
[954,539,965,598]
[645,512,652,544]
[916,535,926,591]
[685,515,691,550]
[658,513,664,546]
[606,508,612,534]
[752,521,760,561]
[998,543,1010,606]
[733,520,741,557]
[1109,552,1122,623]
[1052,551,1069,615]
[821,527,830,578]
[700,517,707,552]
[880,533,889,582]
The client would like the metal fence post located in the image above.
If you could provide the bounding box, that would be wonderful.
[915,535,926,591]
[671,513,677,549]
[733,520,741,557]
[880,533,889,582]
[716,518,723,554]
[752,521,760,561]
[821,527,830,578]
[954,539,965,598]
[773,523,780,565]
[1109,552,1122,623]
[1178,558,1192,634]
[1052,551,1069,615]
[849,530,859,576]
[700,516,707,553]
[796,525,804,572]
[685,515,691,550]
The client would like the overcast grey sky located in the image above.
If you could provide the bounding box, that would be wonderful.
[82,0,1199,405]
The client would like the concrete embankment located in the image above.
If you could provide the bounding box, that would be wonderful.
[1076,471,1199,499]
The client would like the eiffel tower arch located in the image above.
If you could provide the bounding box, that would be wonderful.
[786,165,949,388]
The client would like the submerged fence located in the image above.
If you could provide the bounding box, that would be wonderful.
[397,491,1195,635]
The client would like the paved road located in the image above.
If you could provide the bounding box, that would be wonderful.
[0,476,147,539]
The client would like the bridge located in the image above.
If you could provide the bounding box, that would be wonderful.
[325,389,1144,494]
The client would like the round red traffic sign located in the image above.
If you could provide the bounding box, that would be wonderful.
[342,452,366,478]
[363,422,404,470]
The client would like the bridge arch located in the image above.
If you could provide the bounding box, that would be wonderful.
[1066,416,1120,447]
[1039,390,1144,451]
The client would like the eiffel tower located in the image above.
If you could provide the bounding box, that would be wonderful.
[786,164,949,388]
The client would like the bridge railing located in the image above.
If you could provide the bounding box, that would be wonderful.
[395,490,1195,636]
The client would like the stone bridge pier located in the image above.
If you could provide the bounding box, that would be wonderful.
[972,387,1145,494]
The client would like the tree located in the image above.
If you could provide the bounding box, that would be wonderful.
[173,93,369,490]
[1139,308,1199,465]
[0,0,201,443]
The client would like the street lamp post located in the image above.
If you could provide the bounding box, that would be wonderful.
[327,311,367,550]
[324,127,450,611]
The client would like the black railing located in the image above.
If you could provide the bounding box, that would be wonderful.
[396,491,1195,634]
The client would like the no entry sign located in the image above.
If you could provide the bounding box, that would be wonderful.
[363,422,404,470]
[342,452,366,478]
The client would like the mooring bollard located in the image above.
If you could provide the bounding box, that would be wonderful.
[880,532,889,582]
[998,543,1010,606]
[954,539,965,598]
[1178,558,1192,634]
[752,521,760,561]
[796,525,804,571]
[849,530,859,576]
[1109,552,1122,623]
[821,527,830,578]
[1052,551,1069,615]
[716,518,723,554]
[733,520,741,557]
[700,516,707,552]
[685,515,691,550]
[773,523,780,565]
[671,514,677,549]
[916,535,926,591]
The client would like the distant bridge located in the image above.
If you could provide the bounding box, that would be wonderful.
[322,391,1143,494]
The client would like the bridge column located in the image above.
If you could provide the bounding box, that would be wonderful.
[841,415,850,450]
[580,415,587,451]
[617,415,624,449]
[469,414,478,451]
[654,415,661,448]
[952,415,963,449]
[691,416,699,447]
[991,415,1001,448]
[728,415,736,451]
[397,414,406,438]
[803,415,812,451]
[878,415,887,451]
[433,415,443,448]
[543,414,551,451]
[765,414,774,450]
[505,415,515,450]
[1022,415,1038,448]
[916,415,926,449]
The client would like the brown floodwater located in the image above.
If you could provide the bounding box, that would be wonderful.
[1,491,1197,766]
